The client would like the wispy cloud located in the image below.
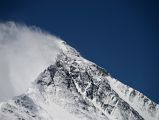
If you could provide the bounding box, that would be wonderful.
[0,22,62,101]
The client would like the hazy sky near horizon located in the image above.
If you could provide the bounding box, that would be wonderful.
[0,0,159,103]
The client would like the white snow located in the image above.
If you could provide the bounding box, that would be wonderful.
[106,76,159,120]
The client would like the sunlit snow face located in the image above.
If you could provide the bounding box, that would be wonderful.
[0,22,62,102]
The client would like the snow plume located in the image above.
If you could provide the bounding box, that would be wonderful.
[0,22,62,102]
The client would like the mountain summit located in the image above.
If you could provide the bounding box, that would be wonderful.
[0,41,158,120]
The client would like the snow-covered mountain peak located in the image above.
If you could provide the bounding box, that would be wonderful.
[0,41,159,120]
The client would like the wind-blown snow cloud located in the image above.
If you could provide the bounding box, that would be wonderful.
[0,22,62,102]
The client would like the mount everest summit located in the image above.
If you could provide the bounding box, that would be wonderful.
[0,23,159,120]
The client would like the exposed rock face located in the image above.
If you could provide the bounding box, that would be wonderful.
[0,42,159,120]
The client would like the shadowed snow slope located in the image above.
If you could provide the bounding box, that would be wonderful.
[0,22,159,120]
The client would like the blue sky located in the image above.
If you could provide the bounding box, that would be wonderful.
[0,0,159,103]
